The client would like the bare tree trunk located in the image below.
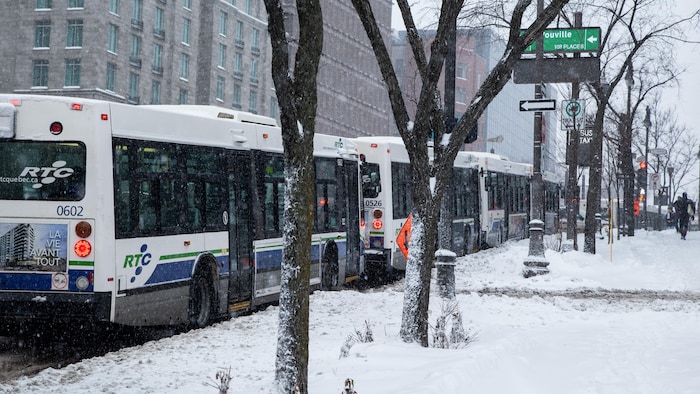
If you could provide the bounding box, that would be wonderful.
[263,0,323,392]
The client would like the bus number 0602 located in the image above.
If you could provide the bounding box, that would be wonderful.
[57,205,84,217]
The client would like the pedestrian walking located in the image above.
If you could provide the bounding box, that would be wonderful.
[674,192,695,240]
[666,206,675,229]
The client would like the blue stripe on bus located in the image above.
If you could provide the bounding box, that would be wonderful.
[0,273,52,290]
[0,271,94,292]
[145,259,195,285]
[255,249,283,271]
[254,240,347,272]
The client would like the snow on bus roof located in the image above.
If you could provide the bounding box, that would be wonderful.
[141,105,278,127]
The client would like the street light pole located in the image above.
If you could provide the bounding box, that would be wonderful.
[643,106,651,230]
[624,64,635,236]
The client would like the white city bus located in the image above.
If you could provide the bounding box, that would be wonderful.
[0,95,361,333]
[471,151,533,247]
[354,137,556,280]
[354,137,482,281]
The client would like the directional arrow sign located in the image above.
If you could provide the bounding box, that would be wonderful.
[524,27,601,53]
[519,99,556,112]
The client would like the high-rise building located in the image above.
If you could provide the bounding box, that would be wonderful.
[0,0,394,137]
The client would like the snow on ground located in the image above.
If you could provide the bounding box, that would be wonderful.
[2,229,700,393]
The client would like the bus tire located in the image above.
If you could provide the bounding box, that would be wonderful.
[189,269,213,328]
[321,240,339,290]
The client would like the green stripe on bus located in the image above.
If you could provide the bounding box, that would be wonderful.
[69,260,94,267]
[159,249,227,261]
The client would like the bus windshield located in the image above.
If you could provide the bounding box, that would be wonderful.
[0,141,86,201]
[361,161,381,199]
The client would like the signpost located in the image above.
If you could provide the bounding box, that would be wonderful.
[519,99,556,112]
[561,99,586,130]
[524,27,601,53]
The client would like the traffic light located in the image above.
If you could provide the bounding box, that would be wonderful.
[635,162,647,190]
[633,200,640,216]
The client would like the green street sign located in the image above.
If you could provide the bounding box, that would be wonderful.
[524,27,601,53]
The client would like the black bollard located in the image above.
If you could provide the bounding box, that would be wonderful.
[435,250,456,299]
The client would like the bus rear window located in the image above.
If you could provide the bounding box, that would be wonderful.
[0,141,86,201]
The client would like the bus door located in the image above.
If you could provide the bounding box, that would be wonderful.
[227,153,253,304]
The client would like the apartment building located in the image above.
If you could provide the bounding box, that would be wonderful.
[0,0,394,137]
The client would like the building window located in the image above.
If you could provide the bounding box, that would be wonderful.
[128,72,139,102]
[251,28,259,49]
[154,7,165,38]
[106,63,117,91]
[132,0,143,26]
[182,18,191,45]
[248,90,257,113]
[457,62,467,79]
[235,21,244,42]
[152,44,163,73]
[109,0,119,14]
[183,0,191,10]
[270,97,278,119]
[68,0,84,8]
[219,11,228,36]
[108,24,119,53]
[64,58,81,87]
[456,87,467,105]
[250,58,258,82]
[217,44,227,69]
[244,0,252,15]
[216,76,225,102]
[232,83,241,108]
[234,52,242,73]
[32,59,49,87]
[151,80,161,104]
[34,21,51,48]
[179,89,188,104]
[66,20,83,47]
[36,0,52,9]
[180,53,190,80]
[130,34,141,57]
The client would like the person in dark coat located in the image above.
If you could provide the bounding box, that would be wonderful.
[675,192,696,240]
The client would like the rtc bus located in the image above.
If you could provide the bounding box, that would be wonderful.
[354,137,559,281]
[0,94,361,333]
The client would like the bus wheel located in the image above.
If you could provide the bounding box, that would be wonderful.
[321,240,339,290]
[189,270,213,328]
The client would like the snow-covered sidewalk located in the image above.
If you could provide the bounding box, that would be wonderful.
[2,229,700,393]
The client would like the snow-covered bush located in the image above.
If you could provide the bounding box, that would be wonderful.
[339,320,374,358]
[205,366,232,394]
[430,301,478,349]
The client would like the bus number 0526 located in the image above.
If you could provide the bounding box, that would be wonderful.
[57,205,84,217]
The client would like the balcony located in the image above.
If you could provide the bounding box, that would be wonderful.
[153,28,165,40]
[129,56,142,68]
[131,19,143,31]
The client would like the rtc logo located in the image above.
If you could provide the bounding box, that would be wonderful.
[123,244,153,283]
[19,160,75,189]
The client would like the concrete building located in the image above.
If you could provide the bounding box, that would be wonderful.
[0,0,394,137]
